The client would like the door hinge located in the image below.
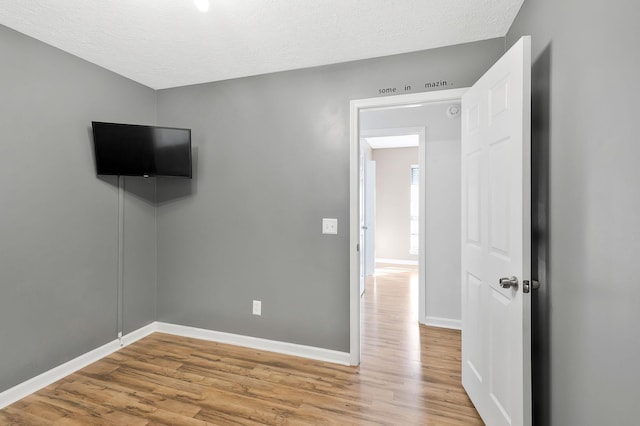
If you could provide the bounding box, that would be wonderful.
[523,280,540,293]
[357,243,360,252]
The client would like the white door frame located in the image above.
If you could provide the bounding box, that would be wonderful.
[349,88,469,365]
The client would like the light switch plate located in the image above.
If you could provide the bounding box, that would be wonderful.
[322,218,338,235]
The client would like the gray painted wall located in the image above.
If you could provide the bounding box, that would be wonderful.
[0,25,156,392]
[122,177,157,334]
[155,39,505,352]
[360,101,461,141]
[423,137,461,323]
[507,1,640,424]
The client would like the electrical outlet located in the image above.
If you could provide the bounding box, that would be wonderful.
[252,300,262,316]
[322,218,338,235]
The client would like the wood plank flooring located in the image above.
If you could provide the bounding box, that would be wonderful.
[0,263,482,425]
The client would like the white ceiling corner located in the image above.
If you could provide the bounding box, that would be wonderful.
[0,0,525,89]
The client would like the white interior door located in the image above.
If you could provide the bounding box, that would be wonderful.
[359,148,366,297]
[364,160,376,276]
[461,36,531,426]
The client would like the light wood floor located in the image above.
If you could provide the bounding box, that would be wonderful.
[0,264,482,425]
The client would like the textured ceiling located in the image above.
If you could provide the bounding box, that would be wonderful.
[0,0,524,89]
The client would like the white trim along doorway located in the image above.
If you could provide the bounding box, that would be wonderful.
[349,87,468,366]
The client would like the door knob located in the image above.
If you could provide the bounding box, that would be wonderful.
[499,276,518,289]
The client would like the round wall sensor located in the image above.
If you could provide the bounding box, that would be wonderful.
[446,105,461,118]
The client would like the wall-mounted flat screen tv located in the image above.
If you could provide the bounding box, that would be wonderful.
[92,121,192,178]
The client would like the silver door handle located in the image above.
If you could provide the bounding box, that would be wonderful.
[499,276,518,289]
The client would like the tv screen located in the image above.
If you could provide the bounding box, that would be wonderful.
[92,121,192,178]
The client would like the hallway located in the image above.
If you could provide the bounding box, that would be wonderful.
[360,263,483,424]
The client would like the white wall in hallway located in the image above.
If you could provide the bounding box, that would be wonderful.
[373,147,419,262]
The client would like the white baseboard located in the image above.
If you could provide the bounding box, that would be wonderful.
[375,258,419,266]
[0,322,157,410]
[0,321,351,409]
[155,322,351,366]
[121,322,158,346]
[422,316,462,330]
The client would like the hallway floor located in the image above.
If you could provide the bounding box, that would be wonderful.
[360,263,482,424]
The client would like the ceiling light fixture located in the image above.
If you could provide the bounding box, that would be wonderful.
[194,0,210,12]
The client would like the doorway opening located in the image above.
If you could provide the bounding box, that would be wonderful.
[349,88,468,365]
[359,128,422,294]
